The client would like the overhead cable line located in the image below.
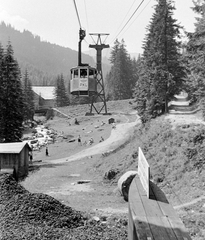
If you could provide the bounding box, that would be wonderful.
[84,0,89,32]
[118,0,152,37]
[73,0,82,28]
[110,0,145,43]
[83,0,94,57]
[111,0,138,41]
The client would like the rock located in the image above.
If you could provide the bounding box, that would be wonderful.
[77,180,91,184]
[117,171,138,201]
[108,118,115,124]
[104,169,119,180]
[92,216,100,222]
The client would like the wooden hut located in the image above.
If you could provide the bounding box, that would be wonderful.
[0,142,31,179]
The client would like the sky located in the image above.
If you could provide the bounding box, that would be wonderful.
[0,0,197,56]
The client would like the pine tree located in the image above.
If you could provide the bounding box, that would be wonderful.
[22,69,35,121]
[0,41,24,142]
[185,1,205,104]
[106,39,136,100]
[109,39,120,64]
[55,74,69,107]
[134,0,185,121]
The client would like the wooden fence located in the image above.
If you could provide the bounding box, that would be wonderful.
[128,147,192,240]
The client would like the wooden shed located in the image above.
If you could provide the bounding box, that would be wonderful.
[0,142,31,179]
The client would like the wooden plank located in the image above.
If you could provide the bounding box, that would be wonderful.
[129,177,154,239]
[128,206,136,240]
[158,201,180,218]
[129,177,147,217]
[149,181,192,239]
[133,215,154,240]
[134,176,148,197]
[135,177,164,217]
[128,176,192,240]
[168,217,192,240]
[160,216,181,240]
[149,181,179,218]
[147,216,176,240]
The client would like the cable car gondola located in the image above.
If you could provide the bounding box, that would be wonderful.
[70,29,97,96]
[70,65,97,96]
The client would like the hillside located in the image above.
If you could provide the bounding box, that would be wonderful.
[1,99,205,239]
[39,102,205,239]
[0,22,110,85]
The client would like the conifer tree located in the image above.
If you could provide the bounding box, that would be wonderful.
[106,39,136,100]
[133,0,185,121]
[185,1,205,104]
[55,74,69,107]
[109,39,120,64]
[22,69,34,121]
[0,42,24,142]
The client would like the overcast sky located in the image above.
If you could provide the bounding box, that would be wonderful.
[0,0,196,55]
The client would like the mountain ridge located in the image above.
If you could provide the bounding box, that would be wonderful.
[0,22,102,85]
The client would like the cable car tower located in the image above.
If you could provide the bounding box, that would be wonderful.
[87,33,109,115]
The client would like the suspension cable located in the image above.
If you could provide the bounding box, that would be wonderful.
[117,0,152,40]
[73,0,82,29]
[112,0,138,41]
[111,0,145,42]
[84,0,89,31]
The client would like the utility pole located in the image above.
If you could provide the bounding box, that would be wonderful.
[87,33,110,115]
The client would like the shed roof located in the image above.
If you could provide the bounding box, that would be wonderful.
[0,142,31,154]
[32,86,55,100]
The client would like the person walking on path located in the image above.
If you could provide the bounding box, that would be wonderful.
[46,145,49,156]
[78,135,82,146]
[99,136,104,142]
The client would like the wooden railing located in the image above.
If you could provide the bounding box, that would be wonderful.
[128,147,192,240]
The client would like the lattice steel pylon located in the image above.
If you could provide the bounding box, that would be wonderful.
[87,33,109,115]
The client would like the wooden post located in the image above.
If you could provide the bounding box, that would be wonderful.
[138,147,150,198]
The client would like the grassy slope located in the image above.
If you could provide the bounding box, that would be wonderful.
[92,114,205,240]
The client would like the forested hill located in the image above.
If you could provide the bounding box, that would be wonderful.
[0,22,97,85]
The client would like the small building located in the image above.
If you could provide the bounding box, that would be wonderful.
[32,86,56,110]
[0,142,32,179]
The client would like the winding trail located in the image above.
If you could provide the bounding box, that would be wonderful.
[174,196,205,210]
[50,114,140,164]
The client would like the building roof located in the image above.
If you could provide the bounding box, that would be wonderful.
[32,86,56,100]
[0,142,31,154]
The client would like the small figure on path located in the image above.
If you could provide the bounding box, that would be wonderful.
[46,146,49,156]
[78,135,82,146]
[75,118,79,125]
[101,121,105,126]
[89,138,94,145]
[99,136,104,142]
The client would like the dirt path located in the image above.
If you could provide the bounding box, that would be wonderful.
[50,114,140,164]
[174,196,205,210]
